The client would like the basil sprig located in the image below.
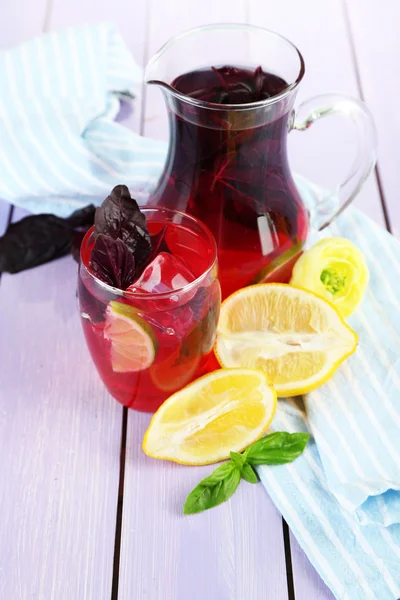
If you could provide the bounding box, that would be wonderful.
[183,432,309,515]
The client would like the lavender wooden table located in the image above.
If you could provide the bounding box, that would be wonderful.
[1,1,397,599]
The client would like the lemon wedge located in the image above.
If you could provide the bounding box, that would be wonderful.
[290,237,369,317]
[142,368,277,465]
[215,284,357,397]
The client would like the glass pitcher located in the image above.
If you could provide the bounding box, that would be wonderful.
[145,24,377,300]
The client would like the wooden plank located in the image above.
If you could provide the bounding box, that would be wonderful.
[0,1,136,596]
[344,0,399,236]
[120,414,289,600]
[247,0,384,227]
[247,1,380,598]
[119,3,290,599]
[0,208,122,599]
[0,0,48,49]
[0,0,150,596]
[289,537,335,600]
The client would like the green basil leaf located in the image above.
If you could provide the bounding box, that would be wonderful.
[244,432,310,465]
[230,451,246,469]
[197,461,235,484]
[241,462,258,483]
[183,463,241,515]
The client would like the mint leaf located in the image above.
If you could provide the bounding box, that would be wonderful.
[183,432,309,515]
[244,432,310,465]
[241,462,258,483]
[230,451,246,469]
[230,451,258,483]
[183,462,241,515]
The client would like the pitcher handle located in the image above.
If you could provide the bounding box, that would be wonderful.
[292,93,377,231]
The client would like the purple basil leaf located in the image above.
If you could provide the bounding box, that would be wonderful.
[94,185,151,269]
[68,205,96,263]
[0,214,74,274]
[134,225,171,278]
[90,234,135,290]
[0,204,97,274]
[66,204,96,228]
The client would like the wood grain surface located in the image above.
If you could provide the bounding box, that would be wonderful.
[120,2,292,598]
[0,0,397,598]
[0,211,122,600]
[345,0,399,236]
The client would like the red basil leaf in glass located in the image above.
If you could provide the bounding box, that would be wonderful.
[143,226,171,267]
[90,234,135,290]
[174,65,287,105]
[130,225,172,278]
[94,185,151,269]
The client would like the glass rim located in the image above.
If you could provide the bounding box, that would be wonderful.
[80,206,218,301]
[145,23,305,111]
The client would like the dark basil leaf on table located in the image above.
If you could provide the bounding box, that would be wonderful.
[66,204,96,228]
[0,205,96,273]
[90,234,135,289]
[0,214,73,274]
[94,185,151,269]
[183,462,241,515]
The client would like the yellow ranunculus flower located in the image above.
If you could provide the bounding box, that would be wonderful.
[290,237,369,318]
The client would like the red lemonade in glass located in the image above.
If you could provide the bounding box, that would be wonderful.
[79,206,220,412]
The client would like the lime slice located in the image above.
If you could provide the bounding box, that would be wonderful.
[290,237,369,318]
[104,301,157,373]
[150,350,200,393]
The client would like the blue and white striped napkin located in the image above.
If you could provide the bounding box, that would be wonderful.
[1,24,400,600]
[0,23,166,216]
[260,210,400,600]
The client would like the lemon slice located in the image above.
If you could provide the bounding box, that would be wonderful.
[215,284,357,397]
[142,368,277,465]
[104,301,156,372]
[290,237,369,317]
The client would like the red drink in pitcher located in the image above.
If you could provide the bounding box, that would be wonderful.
[146,25,376,299]
[150,65,308,299]
[79,207,220,412]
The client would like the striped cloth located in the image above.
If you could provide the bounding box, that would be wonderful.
[2,24,400,600]
[0,23,166,216]
[260,211,400,600]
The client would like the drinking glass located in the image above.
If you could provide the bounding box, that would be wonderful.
[78,207,220,412]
